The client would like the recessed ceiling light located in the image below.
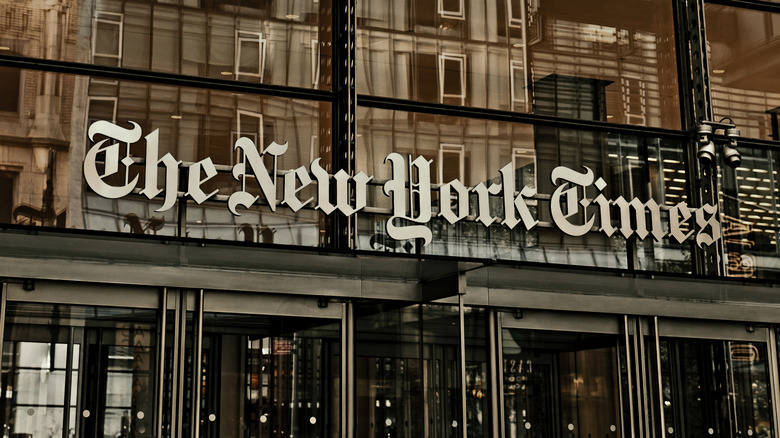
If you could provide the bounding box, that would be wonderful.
[606,114,614,119]
[0,46,10,51]
[220,71,233,76]
[285,14,299,19]
[512,43,523,48]
[712,69,726,74]
[171,115,182,120]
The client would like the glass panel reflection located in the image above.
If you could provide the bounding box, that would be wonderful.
[653,338,773,438]
[0,0,331,89]
[198,313,340,438]
[719,146,780,279]
[706,5,780,140]
[0,67,331,246]
[357,107,690,272]
[0,302,157,438]
[357,0,680,128]
[354,302,464,438]
[501,328,625,438]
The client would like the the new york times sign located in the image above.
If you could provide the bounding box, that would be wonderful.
[84,121,721,247]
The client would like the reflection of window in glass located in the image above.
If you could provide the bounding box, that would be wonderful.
[439,144,464,183]
[507,0,524,28]
[87,97,118,125]
[311,39,320,87]
[310,134,319,162]
[92,12,123,67]
[439,53,466,105]
[233,110,264,165]
[513,148,536,190]
[510,60,528,112]
[235,31,267,81]
[0,66,21,113]
[0,171,15,223]
[438,0,464,19]
[622,76,646,125]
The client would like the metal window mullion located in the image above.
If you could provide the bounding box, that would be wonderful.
[654,317,667,438]
[0,283,6,367]
[767,327,780,438]
[157,287,168,438]
[488,310,500,438]
[496,312,506,438]
[174,290,185,438]
[624,315,637,438]
[191,289,204,438]
[458,294,467,438]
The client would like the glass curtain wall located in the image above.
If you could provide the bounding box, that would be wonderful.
[356,107,691,272]
[500,312,628,438]
[356,0,680,129]
[0,302,158,438]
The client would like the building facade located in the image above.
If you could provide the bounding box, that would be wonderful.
[0,0,780,437]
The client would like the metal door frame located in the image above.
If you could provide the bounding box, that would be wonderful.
[496,309,631,438]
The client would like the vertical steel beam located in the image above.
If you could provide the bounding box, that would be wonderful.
[157,287,169,438]
[673,0,724,276]
[191,289,204,438]
[331,0,357,249]
[488,310,500,438]
[459,294,467,438]
[767,328,780,438]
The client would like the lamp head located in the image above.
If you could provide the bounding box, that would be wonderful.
[697,140,716,165]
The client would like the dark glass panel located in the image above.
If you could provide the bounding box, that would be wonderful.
[197,313,340,438]
[357,0,681,129]
[502,328,625,437]
[357,106,690,272]
[0,302,158,438]
[0,0,331,90]
[0,67,331,247]
[706,4,780,140]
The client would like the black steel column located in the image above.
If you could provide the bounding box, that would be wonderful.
[329,0,357,250]
[673,0,724,276]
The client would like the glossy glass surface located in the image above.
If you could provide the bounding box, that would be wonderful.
[0,0,332,89]
[706,4,780,140]
[0,67,331,246]
[357,0,680,129]
[198,313,340,438]
[655,338,773,438]
[502,328,626,437]
[357,107,691,272]
[354,303,465,438]
[0,302,157,438]
[719,146,780,279]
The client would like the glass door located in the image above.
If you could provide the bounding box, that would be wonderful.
[649,319,775,438]
[0,283,160,438]
[194,291,343,438]
[499,311,630,438]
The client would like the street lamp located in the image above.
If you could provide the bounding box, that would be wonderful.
[695,118,741,168]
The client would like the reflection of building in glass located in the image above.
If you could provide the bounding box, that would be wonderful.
[357,0,680,128]
[2,0,780,437]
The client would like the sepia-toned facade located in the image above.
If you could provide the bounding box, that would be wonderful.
[1,0,780,437]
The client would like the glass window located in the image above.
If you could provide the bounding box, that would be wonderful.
[706,4,780,140]
[501,325,627,437]
[649,322,774,438]
[0,65,21,113]
[354,302,464,438]
[719,146,780,280]
[357,107,690,272]
[0,302,158,438]
[197,313,340,438]
[0,67,332,247]
[357,0,681,129]
[0,0,331,89]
